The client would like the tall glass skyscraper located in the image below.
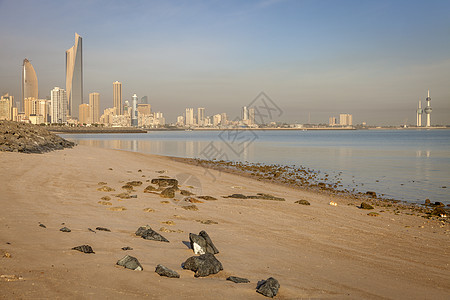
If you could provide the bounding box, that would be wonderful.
[22,58,38,112]
[66,33,83,120]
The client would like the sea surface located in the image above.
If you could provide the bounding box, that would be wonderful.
[61,129,450,205]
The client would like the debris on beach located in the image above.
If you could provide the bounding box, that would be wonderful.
[39,223,46,228]
[72,245,95,254]
[295,199,310,205]
[183,253,223,277]
[197,196,217,201]
[189,230,219,255]
[160,187,176,198]
[2,250,11,258]
[329,201,338,206]
[59,227,71,232]
[88,228,96,233]
[117,255,143,271]
[96,227,111,232]
[143,208,155,212]
[367,212,379,217]
[360,202,374,210]
[155,264,180,278]
[196,219,218,225]
[184,197,203,203]
[97,186,115,192]
[135,225,169,242]
[227,276,250,283]
[256,277,280,298]
[0,274,23,282]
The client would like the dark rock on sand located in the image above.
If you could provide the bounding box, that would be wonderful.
[155,264,180,278]
[127,181,143,186]
[151,178,178,188]
[431,207,447,216]
[189,230,219,255]
[121,246,133,251]
[295,199,310,205]
[96,227,111,232]
[360,202,374,210]
[226,194,248,199]
[183,253,223,277]
[88,228,96,233]
[366,191,377,198]
[60,227,71,232]
[227,276,250,283]
[198,196,217,201]
[160,187,176,198]
[180,190,195,196]
[256,277,280,298]
[117,255,143,271]
[433,202,445,207]
[144,185,157,192]
[135,225,169,242]
[72,245,95,254]
[39,223,46,228]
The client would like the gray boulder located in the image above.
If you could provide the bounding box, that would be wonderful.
[256,277,280,298]
[183,253,223,277]
[189,230,219,255]
[72,245,95,254]
[135,225,169,242]
[117,255,143,271]
[227,276,250,283]
[155,264,180,278]
[60,227,71,232]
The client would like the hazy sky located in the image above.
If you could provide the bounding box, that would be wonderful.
[1,0,449,125]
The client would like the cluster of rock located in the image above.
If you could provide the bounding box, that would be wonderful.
[67,222,279,298]
[0,121,74,153]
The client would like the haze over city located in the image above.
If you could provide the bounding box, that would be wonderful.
[1,0,449,125]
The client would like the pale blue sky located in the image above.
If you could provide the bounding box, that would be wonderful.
[1,0,449,125]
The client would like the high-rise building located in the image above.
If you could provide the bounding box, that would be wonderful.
[424,89,432,127]
[66,33,83,119]
[113,81,122,115]
[22,59,38,112]
[185,108,194,126]
[89,92,100,123]
[177,115,184,126]
[79,103,91,124]
[51,87,67,123]
[242,106,248,121]
[220,113,228,126]
[213,114,222,126]
[197,107,205,126]
[0,94,14,120]
[141,96,148,104]
[248,108,255,125]
[416,100,423,127]
[131,94,138,126]
[339,114,353,126]
[329,116,337,126]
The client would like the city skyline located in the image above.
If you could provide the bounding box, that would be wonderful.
[1,0,449,125]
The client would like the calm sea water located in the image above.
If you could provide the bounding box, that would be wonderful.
[61,129,450,204]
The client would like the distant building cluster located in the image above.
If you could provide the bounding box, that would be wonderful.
[416,90,432,127]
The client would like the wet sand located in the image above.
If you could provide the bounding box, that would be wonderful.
[0,145,449,299]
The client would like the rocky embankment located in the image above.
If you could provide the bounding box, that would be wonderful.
[0,121,75,153]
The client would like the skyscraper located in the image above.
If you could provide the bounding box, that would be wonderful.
[424,89,432,127]
[89,92,100,123]
[22,58,38,112]
[197,107,205,126]
[131,94,138,126]
[242,106,248,121]
[416,100,423,127]
[51,87,67,123]
[66,33,83,119]
[185,108,194,126]
[113,81,122,115]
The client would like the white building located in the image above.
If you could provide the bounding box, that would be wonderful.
[185,108,194,126]
[339,114,352,126]
[197,107,205,127]
[213,114,222,126]
[51,87,67,123]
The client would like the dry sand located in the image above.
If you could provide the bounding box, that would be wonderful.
[0,145,449,299]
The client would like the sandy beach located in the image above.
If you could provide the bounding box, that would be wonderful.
[0,145,449,299]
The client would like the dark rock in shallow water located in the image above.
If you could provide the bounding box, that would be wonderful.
[155,264,180,278]
[360,202,374,210]
[189,230,219,255]
[160,187,176,198]
[39,223,46,228]
[72,245,95,254]
[433,202,445,207]
[295,199,310,205]
[366,191,377,198]
[227,276,250,283]
[117,255,143,271]
[256,277,280,298]
[60,227,71,232]
[121,246,133,251]
[96,227,111,232]
[135,225,169,242]
[183,253,223,277]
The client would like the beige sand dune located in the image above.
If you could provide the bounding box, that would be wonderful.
[0,145,448,299]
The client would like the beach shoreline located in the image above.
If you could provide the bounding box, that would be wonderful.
[1,145,449,299]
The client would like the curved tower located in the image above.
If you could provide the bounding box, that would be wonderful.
[66,33,83,119]
[424,89,432,127]
[22,58,38,111]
